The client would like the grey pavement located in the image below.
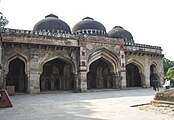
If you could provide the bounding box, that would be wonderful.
[0,88,173,120]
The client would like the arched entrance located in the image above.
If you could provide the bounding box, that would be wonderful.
[126,63,141,87]
[150,64,159,86]
[6,58,27,92]
[87,58,113,89]
[40,58,74,91]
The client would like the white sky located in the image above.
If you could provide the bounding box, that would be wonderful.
[1,0,174,60]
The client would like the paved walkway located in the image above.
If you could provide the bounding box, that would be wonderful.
[0,88,173,120]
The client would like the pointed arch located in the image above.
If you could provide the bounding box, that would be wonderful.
[126,59,144,73]
[150,61,158,73]
[39,56,77,91]
[87,48,121,74]
[126,59,144,87]
[5,54,28,74]
[150,61,160,86]
[87,48,121,89]
[6,56,28,92]
[39,56,77,74]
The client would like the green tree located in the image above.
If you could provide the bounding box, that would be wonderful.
[165,67,174,80]
[163,57,174,74]
[163,57,174,87]
[164,67,174,87]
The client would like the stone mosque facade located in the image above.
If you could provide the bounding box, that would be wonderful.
[0,14,164,94]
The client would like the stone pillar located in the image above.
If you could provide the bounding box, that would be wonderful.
[158,57,164,86]
[119,45,126,89]
[73,73,78,92]
[78,70,87,92]
[143,57,150,88]
[28,53,40,94]
[112,73,119,89]
[120,71,126,89]
[78,46,87,92]
[51,79,54,90]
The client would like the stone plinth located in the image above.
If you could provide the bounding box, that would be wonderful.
[154,89,174,102]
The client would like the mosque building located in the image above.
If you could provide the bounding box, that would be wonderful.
[0,14,164,94]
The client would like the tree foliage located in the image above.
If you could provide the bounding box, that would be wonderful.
[163,58,174,87]
[165,67,174,80]
[163,57,174,74]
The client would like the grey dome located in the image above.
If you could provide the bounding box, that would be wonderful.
[72,17,107,36]
[33,14,71,34]
[108,26,134,43]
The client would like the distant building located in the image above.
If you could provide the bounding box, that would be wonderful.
[0,14,164,94]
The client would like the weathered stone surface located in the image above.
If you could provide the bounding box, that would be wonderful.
[154,89,174,102]
[0,28,164,94]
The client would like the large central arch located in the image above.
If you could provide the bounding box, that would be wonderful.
[40,58,75,91]
[87,48,120,89]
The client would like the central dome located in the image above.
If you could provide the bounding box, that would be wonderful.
[72,17,107,36]
[33,14,71,34]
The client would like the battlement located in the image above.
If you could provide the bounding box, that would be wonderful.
[1,28,124,45]
[1,28,76,39]
[125,42,163,54]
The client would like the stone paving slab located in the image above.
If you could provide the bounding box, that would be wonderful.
[0,88,173,120]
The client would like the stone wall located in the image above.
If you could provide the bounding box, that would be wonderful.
[125,53,164,87]
[0,28,164,93]
[2,39,79,93]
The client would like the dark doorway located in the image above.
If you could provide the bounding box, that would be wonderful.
[126,63,141,87]
[6,58,27,92]
[150,64,158,86]
[87,58,113,89]
[40,58,73,91]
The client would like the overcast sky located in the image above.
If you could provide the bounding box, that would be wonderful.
[1,0,174,60]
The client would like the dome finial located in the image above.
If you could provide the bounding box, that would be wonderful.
[113,26,123,29]
[82,17,94,20]
[45,14,58,18]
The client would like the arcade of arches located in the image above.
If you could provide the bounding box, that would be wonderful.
[4,57,162,93]
[5,57,75,93]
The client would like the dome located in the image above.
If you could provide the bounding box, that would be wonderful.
[72,17,107,36]
[33,14,71,34]
[108,26,134,43]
